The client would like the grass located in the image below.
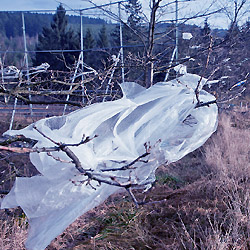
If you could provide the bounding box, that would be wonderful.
[0,109,250,249]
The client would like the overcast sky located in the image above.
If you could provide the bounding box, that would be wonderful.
[1,0,249,29]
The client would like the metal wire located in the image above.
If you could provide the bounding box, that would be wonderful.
[0,44,145,54]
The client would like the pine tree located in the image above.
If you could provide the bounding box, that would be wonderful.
[124,0,143,46]
[96,24,110,68]
[126,0,143,31]
[109,0,144,81]
[111,0,143,47]
[33,4,79,71]
[84,28,95,67]
[97,24,109,48]
[200,19,211,44]
[225,22,241,44]
[84,28,95,50]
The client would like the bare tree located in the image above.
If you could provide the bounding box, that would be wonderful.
[220,0,249,27]
[144,0,163,87]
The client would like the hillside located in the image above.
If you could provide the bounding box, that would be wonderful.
[0,12,106,38]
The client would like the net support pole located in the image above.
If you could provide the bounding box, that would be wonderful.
[164,47,177,82]
[103,49,121,102]
[80,11,85,104]
[9,98,18,130]
[22,12,33,116]
[119,2,125,83]
[175,0,179,64]
[63,54,82,115]
[0,57,7,103]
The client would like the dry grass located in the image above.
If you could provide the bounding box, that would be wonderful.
[0,110,250,249]
[0,209,28,250]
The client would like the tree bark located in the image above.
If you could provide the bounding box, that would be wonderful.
[144,0,162,88]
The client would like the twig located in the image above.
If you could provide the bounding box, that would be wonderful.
[0,145,60,153]
[63,135,98,147]
[178,212,198,248]
[33,127,99,174]
[218,87,246,104]
[0,128,157,207]
[101,152,150,172]
[194,36,213,104]
[58,144,86,174]
[33,126,59,145]
[195,100,217,108]
[47,152,72,164]
[126,187,139,208]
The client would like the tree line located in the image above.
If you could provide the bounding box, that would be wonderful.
[0,11,105,38]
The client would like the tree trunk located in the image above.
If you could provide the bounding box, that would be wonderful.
[144,0,161,88]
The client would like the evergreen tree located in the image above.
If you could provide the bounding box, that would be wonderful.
[33,4,79,71]
[84,28,95,67]
[110,0,144,81]
[97,24,109,48]
[207,21,246,92]
[111,0,143,47]
[124,0,143,46]
[110,24,120,48]
[200,18,211,45]
[84,28,95,50]
[4,12,22,38]
[126,0,143,31]
[96,24,109,68]
[201,19,211,36]
[225,22,241,45]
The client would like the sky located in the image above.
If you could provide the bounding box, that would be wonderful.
[0,0,249,29]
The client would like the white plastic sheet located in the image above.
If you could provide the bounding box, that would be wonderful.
[1,73,218,250]
[182,32,193,40]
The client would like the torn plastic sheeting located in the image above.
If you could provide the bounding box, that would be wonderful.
[1,73,218,250]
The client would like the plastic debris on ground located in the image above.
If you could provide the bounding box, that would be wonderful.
[1,72,218,250]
